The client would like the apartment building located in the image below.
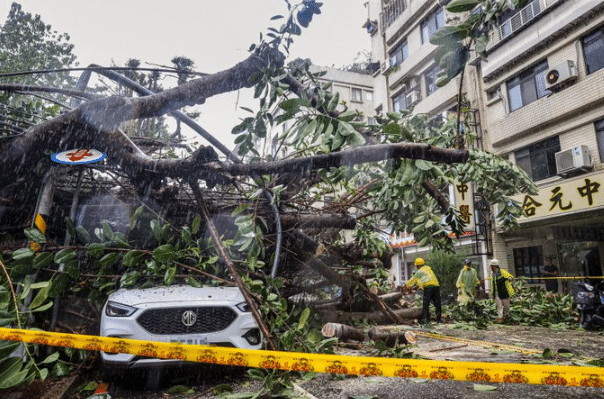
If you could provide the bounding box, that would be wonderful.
[366,0,489,283]
[475,0,604,293]
[366,0,604,292]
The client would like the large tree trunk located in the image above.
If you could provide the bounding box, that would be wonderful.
[321,323,366,342]
[319,307,422,324]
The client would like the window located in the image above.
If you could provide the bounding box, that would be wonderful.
[425,64,442,95]
[514,136,560,181]
[583,27,604,74]
[351,88,362,103]
[366,91,373,102]
[506,60,549,111]
[389,39,408,67]
[596,119,604,163]
[421,8,445,43]
[392,84,420,112]
[514,246,543,283]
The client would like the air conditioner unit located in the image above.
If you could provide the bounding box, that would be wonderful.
[381,59,393,75]
[405,90,420,106]
[555,145,592,176]
[545,60,578,91]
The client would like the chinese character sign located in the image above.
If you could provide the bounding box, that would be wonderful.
[509,171,604,223]
[454,180,474,231]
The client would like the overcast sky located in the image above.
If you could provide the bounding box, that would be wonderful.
[1,0,371,150]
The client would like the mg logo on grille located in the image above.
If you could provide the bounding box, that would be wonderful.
[181,310,197,326]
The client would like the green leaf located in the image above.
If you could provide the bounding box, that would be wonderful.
[33,252,53,270]
[12,248,34,261]
[338,121,357,137]
[213,383,233,394]
[120,271,140,286]
[429,25,469,45]
[38,367,49,381]
[278,98,311,113]
[338,110,357,122]
[54,248,76,264]
[187,277,201,288]
[446,0,481,13]
[31,301,53,312]
[166,385,194,394]
[326,91,340,112]
[76,226,92,245]
[473,384,497,391]
[415,159,433,171]
[29,284,49,309]
[122,250,144,268]
[40,352,60,365]
[164,266,177,285]
[51,361,70,377]
[24,227,46,244]
[98,253,119,269]
[557,349,574,358]
[298,307,311,329]
[153,244,176,263]
[0,357,25,388]
[150,219,162,242]
[87,243,105,258]
[0,342,20,359]
[191,215,202,234]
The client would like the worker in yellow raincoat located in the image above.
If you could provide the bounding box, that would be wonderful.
[489,258,515,322]
[405,258,442,325]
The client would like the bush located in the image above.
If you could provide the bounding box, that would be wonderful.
[426,251,464,302]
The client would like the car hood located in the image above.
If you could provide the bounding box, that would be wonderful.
[107,285,244,307]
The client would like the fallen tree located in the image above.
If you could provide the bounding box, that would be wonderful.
[0,0,538,390]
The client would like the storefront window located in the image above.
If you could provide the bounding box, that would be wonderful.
[513,246,542,283]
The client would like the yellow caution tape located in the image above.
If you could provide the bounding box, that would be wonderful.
[34,213,47,233]
[1,327,604,387]
[29,213,47,252]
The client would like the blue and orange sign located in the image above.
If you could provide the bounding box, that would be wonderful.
[51,148,106,165]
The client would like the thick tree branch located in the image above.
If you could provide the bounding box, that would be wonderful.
[223,143,469,176]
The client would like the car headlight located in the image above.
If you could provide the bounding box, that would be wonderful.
[105,301,137,317]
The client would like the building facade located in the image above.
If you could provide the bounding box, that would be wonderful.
[366,0,490,284]
[366,0,604,292]
[475,0,604,293]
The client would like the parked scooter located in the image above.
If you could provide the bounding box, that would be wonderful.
[573,281,604,329]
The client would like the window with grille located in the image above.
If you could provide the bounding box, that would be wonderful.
[506,60,549,111]
[596,119,604,164]
[389,39,408,67]
[514,136,560,181]
[583,27,604,74]
[425,64,442,95]
[421,8,445,44]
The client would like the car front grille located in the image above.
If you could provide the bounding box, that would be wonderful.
[137,306,237,335]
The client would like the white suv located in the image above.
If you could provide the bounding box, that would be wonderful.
[100,284,262,374]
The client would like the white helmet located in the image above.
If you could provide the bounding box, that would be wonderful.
[489,258,500,266]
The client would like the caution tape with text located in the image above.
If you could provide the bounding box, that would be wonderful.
[1,327,604,387]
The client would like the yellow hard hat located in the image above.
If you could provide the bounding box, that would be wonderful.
[415,258,425,266]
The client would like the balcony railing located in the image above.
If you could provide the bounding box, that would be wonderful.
[379,0,406,33]
[490,0,561,44]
